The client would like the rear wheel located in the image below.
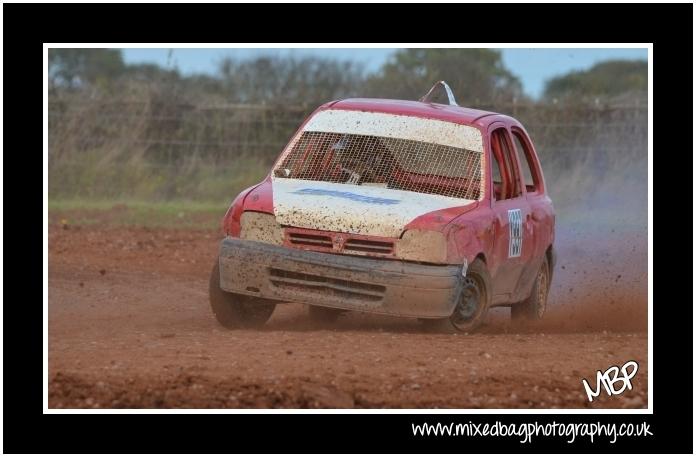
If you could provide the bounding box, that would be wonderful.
[420,258,491,333]
[209,260,276,329]
[511,257,550,321]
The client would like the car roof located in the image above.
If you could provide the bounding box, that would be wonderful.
[327,98,505,128]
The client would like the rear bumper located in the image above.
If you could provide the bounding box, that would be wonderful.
[218,237,464,318]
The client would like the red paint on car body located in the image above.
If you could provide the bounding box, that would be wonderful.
[222,98,555,305]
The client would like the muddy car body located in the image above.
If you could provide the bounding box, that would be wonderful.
[210,83,556,332]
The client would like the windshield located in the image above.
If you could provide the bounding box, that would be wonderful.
[274,110,484,201]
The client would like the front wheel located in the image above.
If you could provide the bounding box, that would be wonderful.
[209,260,276,329]
[511,257,550,321]
[420,258,491,333]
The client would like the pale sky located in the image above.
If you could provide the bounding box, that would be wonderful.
[121,47,648,99]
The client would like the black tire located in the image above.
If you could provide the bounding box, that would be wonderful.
[308,305,343,323]
[511,257,550,321]
[420,258,492,333]
[209,260,276,329]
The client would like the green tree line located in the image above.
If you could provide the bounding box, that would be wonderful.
[49,48,647,104]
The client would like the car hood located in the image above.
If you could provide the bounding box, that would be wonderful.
[271,178,476,238]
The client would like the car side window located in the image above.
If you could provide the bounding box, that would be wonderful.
[511,129,541,193]
[490,128,522,201]
[490,143,504,200]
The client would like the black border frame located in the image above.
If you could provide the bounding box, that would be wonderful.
[3,2,692,453]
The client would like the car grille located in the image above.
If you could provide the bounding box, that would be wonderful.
[269,268,385,302]
[285,228,395,256]
[288,232,333,249]
[343,238,394,254]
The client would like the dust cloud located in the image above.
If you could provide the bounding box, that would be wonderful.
[531,136,649,333]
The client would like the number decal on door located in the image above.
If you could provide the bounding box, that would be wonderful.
[508,209,522,258]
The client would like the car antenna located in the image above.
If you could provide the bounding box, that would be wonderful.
[419,81,459,106]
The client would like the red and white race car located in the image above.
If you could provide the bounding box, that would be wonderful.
[210,82,556,332]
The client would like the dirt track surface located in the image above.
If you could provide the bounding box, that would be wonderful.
[48,216,648,409]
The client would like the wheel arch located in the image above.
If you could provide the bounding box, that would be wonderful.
[545,244,556,285]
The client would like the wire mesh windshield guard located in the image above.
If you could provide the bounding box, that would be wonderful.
[274,131,482,201]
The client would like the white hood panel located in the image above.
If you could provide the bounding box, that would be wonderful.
[272,178,473,237]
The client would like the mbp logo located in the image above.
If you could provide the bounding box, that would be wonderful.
[508,209,522,258]
[582,360,639,402]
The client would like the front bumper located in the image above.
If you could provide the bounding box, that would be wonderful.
[218,237,464,318]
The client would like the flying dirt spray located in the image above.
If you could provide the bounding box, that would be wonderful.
[521,111,648,333]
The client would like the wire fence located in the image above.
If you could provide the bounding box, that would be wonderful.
[48,95,648,202]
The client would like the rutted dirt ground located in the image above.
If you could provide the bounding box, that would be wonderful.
[48,212,648,409]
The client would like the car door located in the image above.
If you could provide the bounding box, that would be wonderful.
[509,126,553,299]
[488,124,532,303]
